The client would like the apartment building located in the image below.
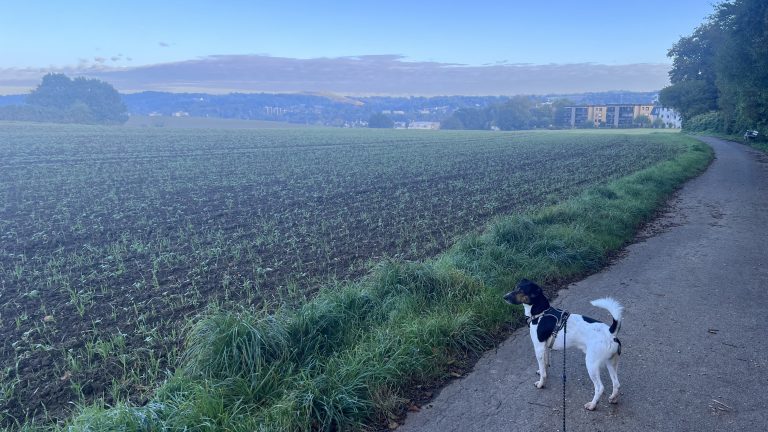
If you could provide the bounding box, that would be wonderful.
[558,104,677,128]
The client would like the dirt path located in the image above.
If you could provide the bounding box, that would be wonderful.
[400,137,768,432]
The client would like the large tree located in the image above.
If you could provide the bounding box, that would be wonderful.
[661,0,768,134]
[658,20,720,121]
[26,73,128,124]
[495,96,534,131]
[713,0,768,133]
[659,79,718,121]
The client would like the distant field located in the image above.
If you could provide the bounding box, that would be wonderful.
[0,124,687,423]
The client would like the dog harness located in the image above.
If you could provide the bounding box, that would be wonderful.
[528,307,570,349]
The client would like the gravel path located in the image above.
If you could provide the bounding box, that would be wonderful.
[400,137,768,432]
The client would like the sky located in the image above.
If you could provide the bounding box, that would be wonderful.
[0,0,718,95]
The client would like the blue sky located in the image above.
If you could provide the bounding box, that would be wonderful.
[0,0,717,95]
[1,0,716,68]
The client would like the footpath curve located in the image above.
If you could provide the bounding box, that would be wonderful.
[400,136,768,432]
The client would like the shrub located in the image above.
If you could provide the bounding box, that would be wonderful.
[683,111,724,133]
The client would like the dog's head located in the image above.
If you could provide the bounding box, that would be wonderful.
[503,279,544,305]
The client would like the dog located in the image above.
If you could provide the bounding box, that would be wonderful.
[503,279,623,410]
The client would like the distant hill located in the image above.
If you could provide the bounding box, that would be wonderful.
[545,91,659,105]
[1,91,659,127]
[0,95,27,107]
[119,92,512,126]
[125,115,311,129]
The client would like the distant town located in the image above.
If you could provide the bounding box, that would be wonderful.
[0,89,680,130]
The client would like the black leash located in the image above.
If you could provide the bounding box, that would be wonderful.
[562,319,567,432]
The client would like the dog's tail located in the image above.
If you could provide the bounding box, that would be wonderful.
[590,297,623,335]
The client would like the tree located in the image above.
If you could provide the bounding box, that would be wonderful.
[711,0,768,133]
[25,73,128,124]
[530,104,554,128]
[660,6,721,124]
[659,79,718,121]
[495,96,534,130]
[451,108,491,130]
[368,112,394,128]
[634,115,651,128]
[552,99,575,128]
[662,0,768,135]
[667,21,719,85]
[440,115,464,130]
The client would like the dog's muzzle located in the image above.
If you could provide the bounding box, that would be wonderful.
[503,291,521,305]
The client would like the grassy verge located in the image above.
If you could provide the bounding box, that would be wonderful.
[743,138,768,154]
[12,134,712,432]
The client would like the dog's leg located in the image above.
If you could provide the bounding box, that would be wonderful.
[534,344,547,388]
[584,351,605,410]
[606,354,620,403]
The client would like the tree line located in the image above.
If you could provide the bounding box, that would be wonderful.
[434,97,574,131]
[0,74,128,125]
[659,0,767,138]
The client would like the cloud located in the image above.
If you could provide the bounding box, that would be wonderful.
[0,55,671,96]
[158,42,170,47]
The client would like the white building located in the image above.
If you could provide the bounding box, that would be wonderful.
[408,121,440,130]
[651,107,682,128]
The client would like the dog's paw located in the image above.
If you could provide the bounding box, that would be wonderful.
[584,402,597,411]
[609,393,619,404]
[534,380,545,389]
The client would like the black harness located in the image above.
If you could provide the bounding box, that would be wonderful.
[528,307,570,348]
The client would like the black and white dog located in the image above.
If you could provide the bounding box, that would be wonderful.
[504,279,623,410]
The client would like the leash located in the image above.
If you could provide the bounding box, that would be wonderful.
[530,306,569,431]
[562,319,567,432]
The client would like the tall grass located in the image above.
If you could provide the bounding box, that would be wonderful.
[31,135,712,431]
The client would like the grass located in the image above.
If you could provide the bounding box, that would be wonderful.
[743,138,768,154]
[3,133,711,432]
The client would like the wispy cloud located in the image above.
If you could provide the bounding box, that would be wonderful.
[0,55,671,96]
[158,41,170,47]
